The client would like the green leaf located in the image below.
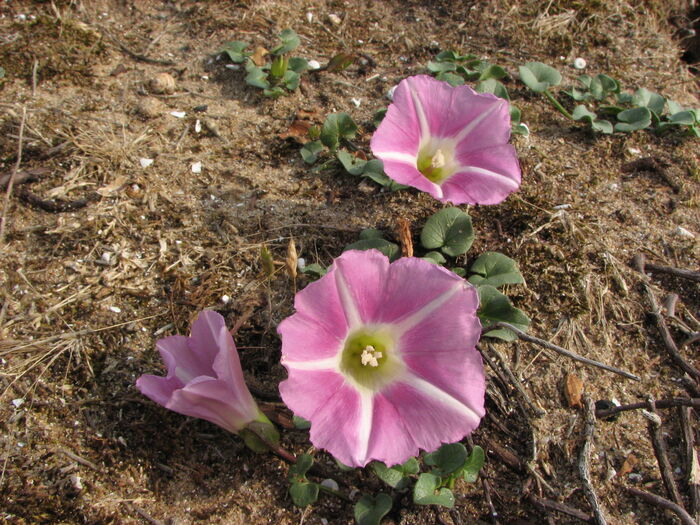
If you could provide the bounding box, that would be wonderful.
[518,62,561,93]
[632,88,665,116]
[219,41,249,63]
[477,285,530,341]
[289,481,319,507]
[616,92,633,105]
[422,251,447,265]
[373,108,387,127]
[468,252,524,287]
[344,239,400,261]
[476,78,509,100]
[289,453,314,478]
[511,123,530,136]
[292,415,311,429]
[413,473,455,508]
[354,494,392,525]
[0,66,5,79]
[588,74,619,100]
[270,28,300,55]
[668,110,697,126]
[435,50,460,62]
[337,150,367,175]
[435,71,465,86]
[326,53,355,72]
[451,267,466,277]
[263,86,285,98]
[320,113,358,150]
[667,100,684,115]
[359,228,386,240]
[424,443,468,477]
[288,57,309,73]
[270,55,288,78]
[565,87,590,102]
[478,63,507,81]
[571,105,613,134]
[362,159,384,176]
[300,262,327,278]
[428,60,457,73]
[462,446,485,483]
[509,105,522,124]
[245,64,270,89]
[371,459,418,490]
[420,207,474,257]
[300,141,323,164]
[614,106,652,132]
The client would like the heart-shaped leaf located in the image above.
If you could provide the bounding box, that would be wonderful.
[668,110,697,126]
[436,71,465,86]
[320,113,358,150]
[573,105,614,134]
[270,28,300,55]
[632,88,665,116]
[424,443,468,477]
[300,141,323,164]
[371,458,417,490]
[476,78,509,100]
[477,63,507,81]
[588,74,619,100]
[422,251,447,265]
[468,252,524,287]
[354,493,393,525]
[428,60,457,73]
[359,228,386,240]
[420,208,474,257]
[518,62,561,93]
[413,473,455,508]
[326,53,355,72]
[337,150,367,175]
[462,446,486,483]
[245,64,269,89]
[614,107,652,132]
[289,480,319,507]
[219,41,249,63]
[288,57,309,73]
[345,239,400,261]
[292,415,311,430]
[289,453,314,479]
[477,285,530,341]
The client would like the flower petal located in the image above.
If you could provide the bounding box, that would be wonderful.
[333,249,390,325]
[381,376,484,454]
[167,376,259,434]
[375,257,466,327]
[444,144,521,205]
[156,334,212,384]
[136,373,183,407]
[364,393,417,466]
[290,265,349,340]
[279,369,346,421]
[188,310,230,372]
[278,314,343,362]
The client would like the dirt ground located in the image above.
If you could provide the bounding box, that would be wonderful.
[1,1,699,523]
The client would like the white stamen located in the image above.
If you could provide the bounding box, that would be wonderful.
[360,345,382,367]
[431,149,446,169]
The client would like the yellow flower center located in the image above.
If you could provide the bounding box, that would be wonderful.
[339,328,404,391]
[416,142,456,183]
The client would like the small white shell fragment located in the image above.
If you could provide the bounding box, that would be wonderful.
[139,158,154,168]
[225,64,241,71]
[328,13,342,25]
[101,252,112,263]
[553,204,571,210]
[191,161,202,174]
[387,85,398,100]
[195,119,202,133]
[70,475,83,491]
[297,257,306,270]
[627,147,641,155]
[573,57,587,70]
[306,12,314,23]
[307,59,321,70]
[320,479,339,491]
[170,111,186,118]
[11,398,24,408]
[675,226,695,238]
[109,306,122,313]
[351,97,361,107]
[221,295,231,304]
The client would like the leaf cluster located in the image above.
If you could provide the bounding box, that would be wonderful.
[427,51,528,136]
[218,29,308,98]
[300,112,407,191]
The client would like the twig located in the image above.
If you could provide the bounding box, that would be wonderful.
[486,343,545,417]
[626,486,696,525]
[526,493,593,523]
[123,502,163,525]
[16,188,98,212]
[633,254,700,382]
[579,396,607,525]
[596,398,700,419]
[482,323,640,381]
[644,400,683,505]
[483,438,525,473]
[679,406,700,522]
[59,449,100,471]
[0,168,48,191]
[0,106,27,244]
[101,29,175,66]
[31,59,39,97]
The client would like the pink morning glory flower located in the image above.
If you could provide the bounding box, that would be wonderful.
[278,249,485,468]
[137,310,269,435]
[371,74,521,205]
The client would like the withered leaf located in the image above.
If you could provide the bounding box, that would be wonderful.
[564,373,584,409]
[397,218,413,257]
[251,46,269,67]
[617,454,638,478]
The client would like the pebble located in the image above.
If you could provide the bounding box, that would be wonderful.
[328,13,342,25]
[573,57,587,70]
[675,226,695,238]
[139,158,154,168]
[170,111,186,118]
[307,60,321,70]
[136,98,165,119]
[321,479,339,491]
[191,161,202,173]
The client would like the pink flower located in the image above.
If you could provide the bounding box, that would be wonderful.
[137,310,265,434]
[371,75,521,205]
[278,250,485,467]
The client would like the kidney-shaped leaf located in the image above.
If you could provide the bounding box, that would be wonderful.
[477,285,530,341]
[518,62,562,93]
[354,493,393,525]
[420,207,474,257]
[468,252,524,288]
[424,443,468,477]
[614,107,652,132]
[413,473,454,508]
[462,446,486,483]
[320,113,358,149]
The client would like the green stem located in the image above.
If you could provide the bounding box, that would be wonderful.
[318,484,352,502]
[543,90,573,120]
